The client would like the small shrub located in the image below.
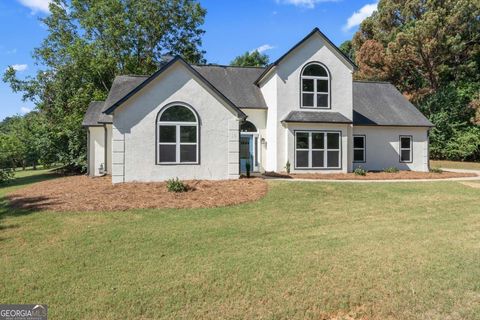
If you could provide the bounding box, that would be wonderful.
[430,167,443,174]
[384,166,399,173]
[166,178,188,193]
[0,168,14,184]
[354,167,368,176]
[285,160,291,174]
[245,161,251,178]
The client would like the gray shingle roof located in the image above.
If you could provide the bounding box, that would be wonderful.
[192,65,267,109]
[101,57,247,119]
[89,63,432,128]
[82,101,112,126]
[353,81,433,127]
[102,75,148,113]
[282,110,352,123]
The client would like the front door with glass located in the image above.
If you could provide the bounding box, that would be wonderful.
[240,135,253,173]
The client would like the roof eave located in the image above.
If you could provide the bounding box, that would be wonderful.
[353,123,434,128]
[282,120,353,124]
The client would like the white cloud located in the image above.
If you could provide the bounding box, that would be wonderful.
[11,64,28,72]
[17,0,51,13]
[20,107,32,114]
[343,2,378,31]
[252,44,275,54]
[276,0,339,9]
[6,48,17,55]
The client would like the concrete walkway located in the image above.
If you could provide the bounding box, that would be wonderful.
[265,168,480,183]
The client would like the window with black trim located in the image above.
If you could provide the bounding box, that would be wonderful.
[353,135,366,163]
[157,104,198,164]
[399,136,412,163]
[301,63,330,108]
[295,131,340,169]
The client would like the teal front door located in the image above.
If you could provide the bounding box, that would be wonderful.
[240,135,253,173]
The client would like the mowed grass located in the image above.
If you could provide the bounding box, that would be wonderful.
[1,171,480,319]
[431,160,480,170]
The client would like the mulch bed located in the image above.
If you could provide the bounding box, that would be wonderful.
[7,176,268,212]
[264,171,477,180]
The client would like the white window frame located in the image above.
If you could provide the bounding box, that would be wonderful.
[295,131,341,169]
[353,135,366,163]
[157,105,199,165]
[399,135,413,163]
[301,63,330,109]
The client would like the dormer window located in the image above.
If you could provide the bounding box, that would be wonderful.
[301,63,330,109]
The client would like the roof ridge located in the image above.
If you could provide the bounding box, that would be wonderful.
[193,64,266,70]
[353,80,392,85]
[117,74,150,78]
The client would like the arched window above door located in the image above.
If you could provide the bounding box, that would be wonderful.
[240,121,258,133]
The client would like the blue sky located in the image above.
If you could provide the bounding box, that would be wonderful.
[0,0,378,121]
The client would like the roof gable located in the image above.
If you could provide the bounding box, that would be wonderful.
[103,56,246,119]
[255,28,357,85]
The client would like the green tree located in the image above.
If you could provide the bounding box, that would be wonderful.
[339,40,355,62]
[0,112,56,170]
[230,50,269,67]
[3,0,207,172]
[353,0,480,101]
[351,0,480,161]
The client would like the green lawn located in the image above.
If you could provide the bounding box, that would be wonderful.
[1,171,479,319]
[431,160,480,170]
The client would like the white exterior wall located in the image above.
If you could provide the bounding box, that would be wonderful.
[242,108,267,172]
[111,63,240,183]
[88,126,106,176]
[260,32,355,172]
[285,123,350,174]
[260,72,278,171]
[352,126,430,172]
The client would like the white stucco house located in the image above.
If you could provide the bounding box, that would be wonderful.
[82,28,433,183]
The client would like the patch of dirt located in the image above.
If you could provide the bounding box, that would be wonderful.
[7,176,268,212]
[264,171,477,180]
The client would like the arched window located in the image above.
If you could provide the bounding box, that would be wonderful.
[157,104,199,164]
[301,63,330,109]
[240,121,257,133]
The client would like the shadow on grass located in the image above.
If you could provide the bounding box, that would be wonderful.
[6,172,61,189]
[0,170,64,221]
[7,195,62,213]
[0,199,33,242]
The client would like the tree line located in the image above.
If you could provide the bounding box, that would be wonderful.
[1,0,206,180]
[1,0,479,183]
[341,0,480,161]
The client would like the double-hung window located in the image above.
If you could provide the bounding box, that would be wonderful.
[399,136,412,163]
[301,63,330,108]
[157,105,199,164]
[295,131,341,169]
[353,135,366,163]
